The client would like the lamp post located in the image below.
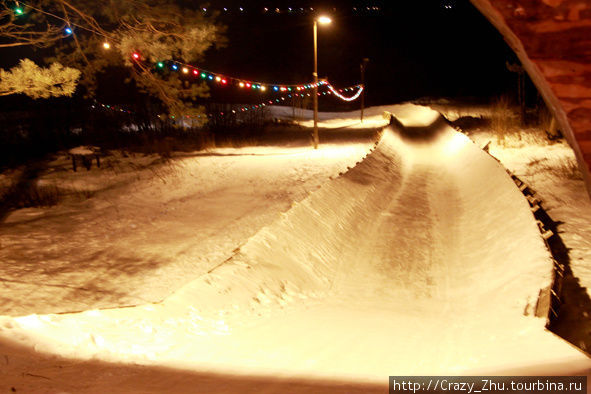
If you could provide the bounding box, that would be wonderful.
[313,15,331,149]
[360,58,369,122]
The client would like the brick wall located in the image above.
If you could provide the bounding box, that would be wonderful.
[471,0,591,198]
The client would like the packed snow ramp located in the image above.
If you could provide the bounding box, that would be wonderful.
[173,107,551,316]
[4,105,589,384]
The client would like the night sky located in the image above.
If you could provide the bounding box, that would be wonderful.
[0,0,520,108]
[204,0,519,107]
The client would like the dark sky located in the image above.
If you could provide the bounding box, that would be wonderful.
[0,0,520,108]
[204,0,519,106]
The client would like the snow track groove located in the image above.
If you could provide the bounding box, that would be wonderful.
[170,111,548,318]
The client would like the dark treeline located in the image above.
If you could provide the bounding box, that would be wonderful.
[0,79,372,169]
[1,92,322,169]
[0,97,226,169]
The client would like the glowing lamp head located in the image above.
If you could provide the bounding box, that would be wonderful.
[132,52,140,60]
[15,7,24,15]
[65,27,73,35]
[182,67,189,74]
[239,82,245,88]
[172,64,178,70]
[317,16,332,25]
[193,69,199,75]
[103,42,111,49]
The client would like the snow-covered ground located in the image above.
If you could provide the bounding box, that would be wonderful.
[486,139,591,296]
[0,104,590,393]
[0,141,372,316]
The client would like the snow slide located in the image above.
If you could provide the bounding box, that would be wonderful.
[2,105,589,386]
[169,106,552,320]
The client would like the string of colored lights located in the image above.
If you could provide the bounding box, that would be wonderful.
[12,1,106,37]
[149,59,327,92]
[11,2,365,105]
[12,2,335,94]
[327,84,364,101]
[14,3,383,16]
[200,6,382,14]
[146,60,365,100]
[91,82,364,121]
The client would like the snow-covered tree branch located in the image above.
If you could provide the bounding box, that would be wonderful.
[0,59,80,98]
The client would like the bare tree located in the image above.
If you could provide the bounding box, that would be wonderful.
[0,2,63,48]
[0,1,225,117]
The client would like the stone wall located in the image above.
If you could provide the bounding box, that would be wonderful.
[470,0,591,198]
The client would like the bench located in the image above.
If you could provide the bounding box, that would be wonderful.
[68,146,101,172]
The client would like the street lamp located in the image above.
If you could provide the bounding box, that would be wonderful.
[360,58,369,122]
[313,15,331,149]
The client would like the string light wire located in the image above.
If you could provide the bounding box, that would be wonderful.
[16,0,112,38]
[92,82,364,121]
[326,84,364,101]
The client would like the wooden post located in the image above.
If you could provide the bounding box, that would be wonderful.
[506,61,526,125]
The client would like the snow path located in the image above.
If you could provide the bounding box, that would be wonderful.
[1,105,589,392]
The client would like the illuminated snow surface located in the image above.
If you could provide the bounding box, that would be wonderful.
[0,134,371,316]
[1,104,590,393]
